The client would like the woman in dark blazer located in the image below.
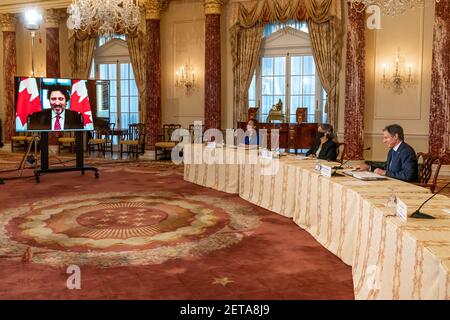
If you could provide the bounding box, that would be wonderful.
[306,124,337,161]
[244,118,259,146]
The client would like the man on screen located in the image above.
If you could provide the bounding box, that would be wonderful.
[27,86,84,131]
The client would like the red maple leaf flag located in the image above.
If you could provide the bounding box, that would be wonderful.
[16,77,42,131]
[70,79,93,130]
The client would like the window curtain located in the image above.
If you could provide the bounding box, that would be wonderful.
[68,14,145,120]
[230,0,343,127]
[231,25,264,124]
[68,30,96,79]
[126,31,147,123]
[307,17,343,129]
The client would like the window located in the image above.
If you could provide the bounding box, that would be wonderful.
[92,35,139,133]
[290,55,316,123]
[261,56,286,121]
[249,21,327,124]
[248,72,257,109]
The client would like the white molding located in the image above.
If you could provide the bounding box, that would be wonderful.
[364,132,429,138]
[336,132,429,139]
[139,150,156,160]
[262,27,312,56]
[94,38,130,63]
[0,143,12,153]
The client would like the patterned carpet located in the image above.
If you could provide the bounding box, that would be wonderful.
[0,153,352,299]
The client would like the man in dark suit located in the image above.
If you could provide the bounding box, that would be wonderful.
[27,86,84,131]
[306,124,337,161]
[358,124,418,182]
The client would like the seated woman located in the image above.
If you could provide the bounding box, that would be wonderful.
[243,118,259,146]
[306,124,337,161]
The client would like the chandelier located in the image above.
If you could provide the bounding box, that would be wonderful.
[381,49,414,94]
[66,0,140,36]
[349,0,440,16]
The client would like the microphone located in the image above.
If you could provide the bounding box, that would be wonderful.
[332,147,371,170]
[332,158,351,171]
[410,182,450,219]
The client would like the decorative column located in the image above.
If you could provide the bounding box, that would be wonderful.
[144,0,162,152]
[429,0,450,164]
[344,2,365,160]
[1,14,17,144]
[46,9,62,146]
[204,0,223,130]
[45,9,61,78]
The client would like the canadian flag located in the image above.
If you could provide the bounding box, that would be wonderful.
[71,79,93,130]
[16,77,42,131]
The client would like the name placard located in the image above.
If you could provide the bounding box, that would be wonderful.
[320,165,332,178]
[206,141,216,148]
[396,197,408,222]
[260,149,273,159]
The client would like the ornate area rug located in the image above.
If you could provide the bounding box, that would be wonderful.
[0,157,353,299]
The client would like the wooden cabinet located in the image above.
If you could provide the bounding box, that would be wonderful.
[237,122,318,153]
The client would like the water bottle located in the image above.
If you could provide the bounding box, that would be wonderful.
[386,187,397,208]
[315,159,321,172]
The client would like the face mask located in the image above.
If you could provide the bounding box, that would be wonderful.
[317,132,325,139]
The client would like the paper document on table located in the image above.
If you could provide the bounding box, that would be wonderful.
[351,171,388,181]
[443,209,450,214]
[343,170,358,177]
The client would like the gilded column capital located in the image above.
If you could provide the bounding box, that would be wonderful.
[204,0,224,15]
[143,0,168,20]
[45,9,62,29]
[0,13,17,32]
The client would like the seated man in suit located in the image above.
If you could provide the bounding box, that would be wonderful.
[357,124,418,182]
[28,86,84,131]
[306,124,337,161]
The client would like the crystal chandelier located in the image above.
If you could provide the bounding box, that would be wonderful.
[66,0,140,36]
[349,0,440,16]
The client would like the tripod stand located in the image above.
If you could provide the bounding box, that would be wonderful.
[18,133,40,177]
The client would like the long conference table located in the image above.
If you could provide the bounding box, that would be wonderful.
[183,144,450,300]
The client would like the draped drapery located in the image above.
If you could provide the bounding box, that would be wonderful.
[126,32,147,122]
[230,0,343,127]
[231,25,264,124]
[307,17,343,129]
[67,14,146,122]
[68,30,96,79]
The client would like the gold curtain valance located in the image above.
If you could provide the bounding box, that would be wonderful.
[231,0,341,28]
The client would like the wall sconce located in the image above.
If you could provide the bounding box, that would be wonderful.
[24,8,43,77]
[175,61,197,95]
[381,49,414,94]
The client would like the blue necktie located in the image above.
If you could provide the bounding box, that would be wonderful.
[389,150,396,170]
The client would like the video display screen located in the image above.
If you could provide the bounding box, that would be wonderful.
[14,77,108,132]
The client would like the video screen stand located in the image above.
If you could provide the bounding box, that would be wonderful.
[34,131,99,183]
